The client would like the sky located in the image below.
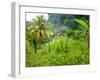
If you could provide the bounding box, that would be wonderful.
[26,13,49,21]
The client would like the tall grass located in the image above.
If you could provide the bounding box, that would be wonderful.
[26,35,89,67]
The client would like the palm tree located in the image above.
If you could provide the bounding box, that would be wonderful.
[30,15,53,53]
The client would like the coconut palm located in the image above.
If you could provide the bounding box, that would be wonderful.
[30,15,53,53]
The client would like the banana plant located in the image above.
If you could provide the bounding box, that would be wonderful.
[74,19,89,48]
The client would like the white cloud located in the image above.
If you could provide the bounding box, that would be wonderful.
[26,13,48,21]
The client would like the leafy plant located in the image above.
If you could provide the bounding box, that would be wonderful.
[29,15,53,52]
[26,15,89,67]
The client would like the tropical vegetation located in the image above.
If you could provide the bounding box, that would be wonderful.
[26,14,89,67]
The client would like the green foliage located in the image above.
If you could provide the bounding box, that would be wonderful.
[27,15,53,53]
[26,15,89,67]
[74,19,89,30]
[66,18,89,41]
[75,18,88,26]
[26,35,89,67]
[74,19,89,40]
